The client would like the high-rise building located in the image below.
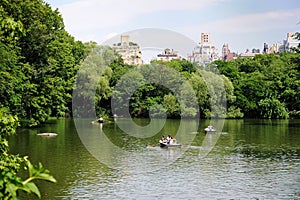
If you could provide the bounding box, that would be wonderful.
[222,44,229,60]
[263,43,269,54]
[269,43,281,54]
[189,33,218,65]
[264,33,299,54]
[283,32,299,52]
[201,33,210,44]
[112,35,143,66]
[120,35,130,45]
[221,44,237,61]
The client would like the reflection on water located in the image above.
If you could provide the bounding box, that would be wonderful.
[8,119,300,199]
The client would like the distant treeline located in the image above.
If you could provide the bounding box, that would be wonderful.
[75,45,300,121]
[215,52,300,119]
[1,1,300,128]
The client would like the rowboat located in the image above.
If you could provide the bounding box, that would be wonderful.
[159,138,182,148]
[97,117,104,123]
[204,125,216,133]
[159,142,182,148]
[37,133,57,137]
[91,117,104,124]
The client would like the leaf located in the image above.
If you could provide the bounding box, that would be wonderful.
[34,172,57,183]
[26,160,57,183]
[27,159,35,177]
[24,182,41,198]
[6,182,17,199]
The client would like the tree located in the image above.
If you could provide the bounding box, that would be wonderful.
[112,69,146,117]
[189,72,209,117]
[73,45,117,118]
[258,98,288,119]
[179,82,198,118]
[0,0,86,125]
[163,93,180,118]
[215,52,300,119]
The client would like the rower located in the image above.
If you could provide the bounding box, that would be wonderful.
[167,135,171,144]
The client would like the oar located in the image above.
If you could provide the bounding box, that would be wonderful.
[150,143,158,147]
[91,119,98,123]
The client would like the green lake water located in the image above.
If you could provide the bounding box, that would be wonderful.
[8,118,300,199]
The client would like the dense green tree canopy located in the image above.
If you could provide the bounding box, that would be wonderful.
[215,52,300,118]
[0,0,86,126]
[74,42,300,120]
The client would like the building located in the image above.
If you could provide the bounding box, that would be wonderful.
[112,35,143,65]
[156,48,180,62]
[221,44,238,61]
[239,49,260,58]
[239,52,260,58]
[269,42,281,54]
[261,33,299,54]
[262,43,269,54]
[252,48,260,54]
[283,32,299,52]
[189,33,218,65]
[221,44,229,60]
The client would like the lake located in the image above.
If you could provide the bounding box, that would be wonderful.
[9,118,300,199]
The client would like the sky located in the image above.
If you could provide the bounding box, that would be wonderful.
[45,0,300,58]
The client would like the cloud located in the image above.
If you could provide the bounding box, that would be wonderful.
[58,0,222,31]
[55,0,299,52]
[198,8,300,33]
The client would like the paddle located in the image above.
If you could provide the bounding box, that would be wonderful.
[150,143,158,147]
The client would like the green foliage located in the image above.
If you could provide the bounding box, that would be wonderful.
[163,93,180,118]
[110,62,199,118]
[0,108,19,137]
[151,59,196,76]
[0,5,24,45]
[109,56,134,87]
[0,0,86,126]
[226,106,244,119]
[149,104,167,118]
[179,82,198,118]
[0,108,56,199]
[0,158,56,199]
[73,45,116,117]
[189,72,209,115]
[112,68,147,117]
[258,98,288,119]
[215,52,300,119]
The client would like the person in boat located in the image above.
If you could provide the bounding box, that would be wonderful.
[206,125,215,131]
[170,136,177,144]
[204,125,216,133]
[160,135,167,143]
[160,134,178,146]
[97,117,104,123]
[166,135,171,144]
[167,135,177,144]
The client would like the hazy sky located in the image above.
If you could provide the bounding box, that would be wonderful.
[45,0,300,55]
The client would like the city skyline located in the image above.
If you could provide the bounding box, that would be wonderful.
[103,31,299,65]
[45,0,300,54]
